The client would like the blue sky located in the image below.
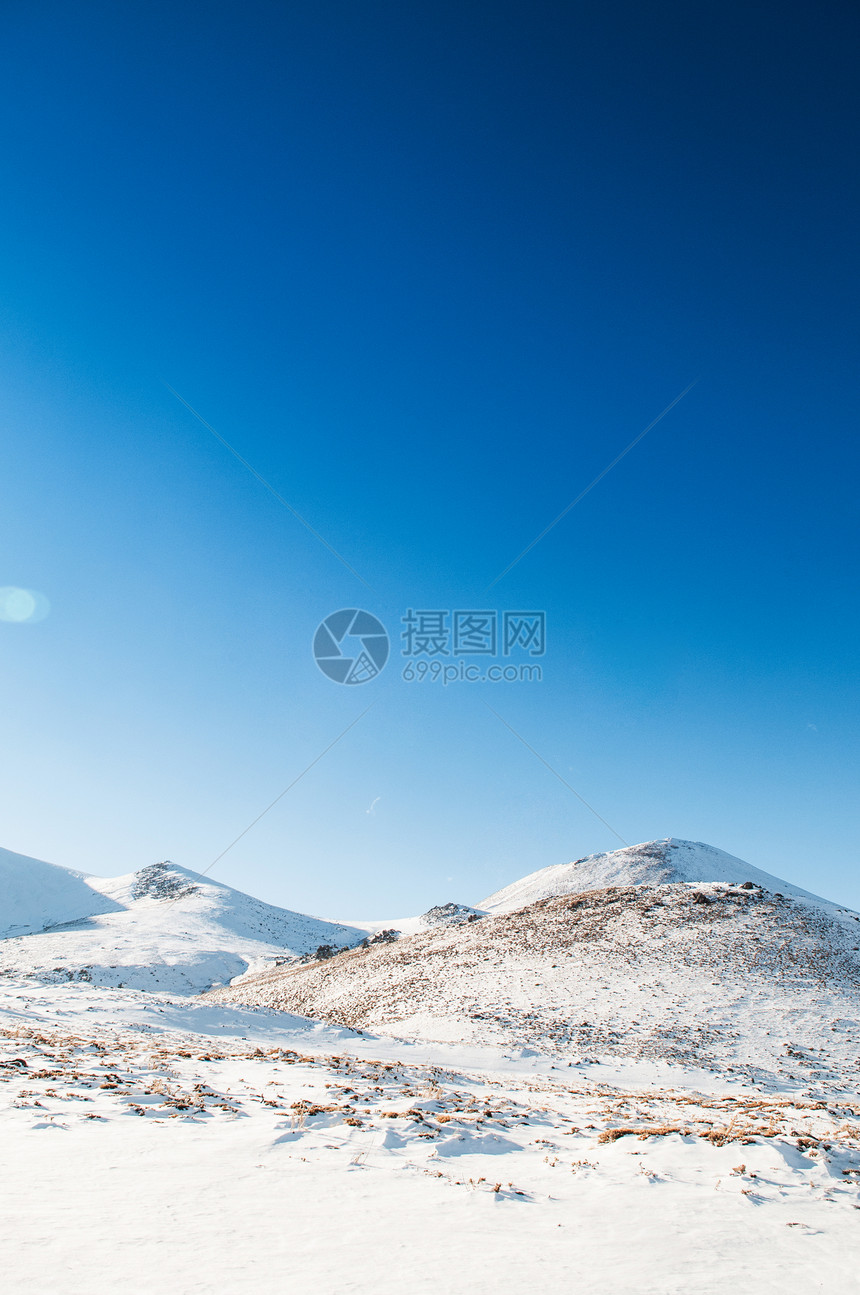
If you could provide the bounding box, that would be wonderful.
[1,1,858,913]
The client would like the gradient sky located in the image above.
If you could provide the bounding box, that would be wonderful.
[1,1,858,915]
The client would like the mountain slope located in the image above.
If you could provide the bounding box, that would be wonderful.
[213,877,860,1090]
[0,859,366,994]
[480,838,831,913]
[0,845,123,938]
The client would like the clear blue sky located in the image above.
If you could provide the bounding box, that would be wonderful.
[1,1,858,913]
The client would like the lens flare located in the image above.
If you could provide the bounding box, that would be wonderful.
[0,587,50,623]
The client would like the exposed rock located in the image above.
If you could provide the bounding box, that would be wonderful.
[420,903,485,928]
[131,862,199,902]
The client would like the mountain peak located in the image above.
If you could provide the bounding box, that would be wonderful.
[479,838,833,914]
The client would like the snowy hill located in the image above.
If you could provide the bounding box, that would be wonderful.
[0,856,366,994]
[3,836,851,1035]
[480,838,831,913]
[214,871,860,1090]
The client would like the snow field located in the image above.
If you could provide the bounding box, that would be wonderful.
[1,982,859,1294]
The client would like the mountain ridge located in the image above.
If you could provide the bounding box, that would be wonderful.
[2,838,851,1002]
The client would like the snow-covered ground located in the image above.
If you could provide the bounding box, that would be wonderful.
[1,978,859,1294]
[2,838,860,1291]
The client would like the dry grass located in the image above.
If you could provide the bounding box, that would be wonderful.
[598,1124,686,1143]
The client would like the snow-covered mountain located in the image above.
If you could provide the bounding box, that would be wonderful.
[214,844,860,1088]
[1,837,849,1016]
[480,838,831,913]
[0,854,366,994]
